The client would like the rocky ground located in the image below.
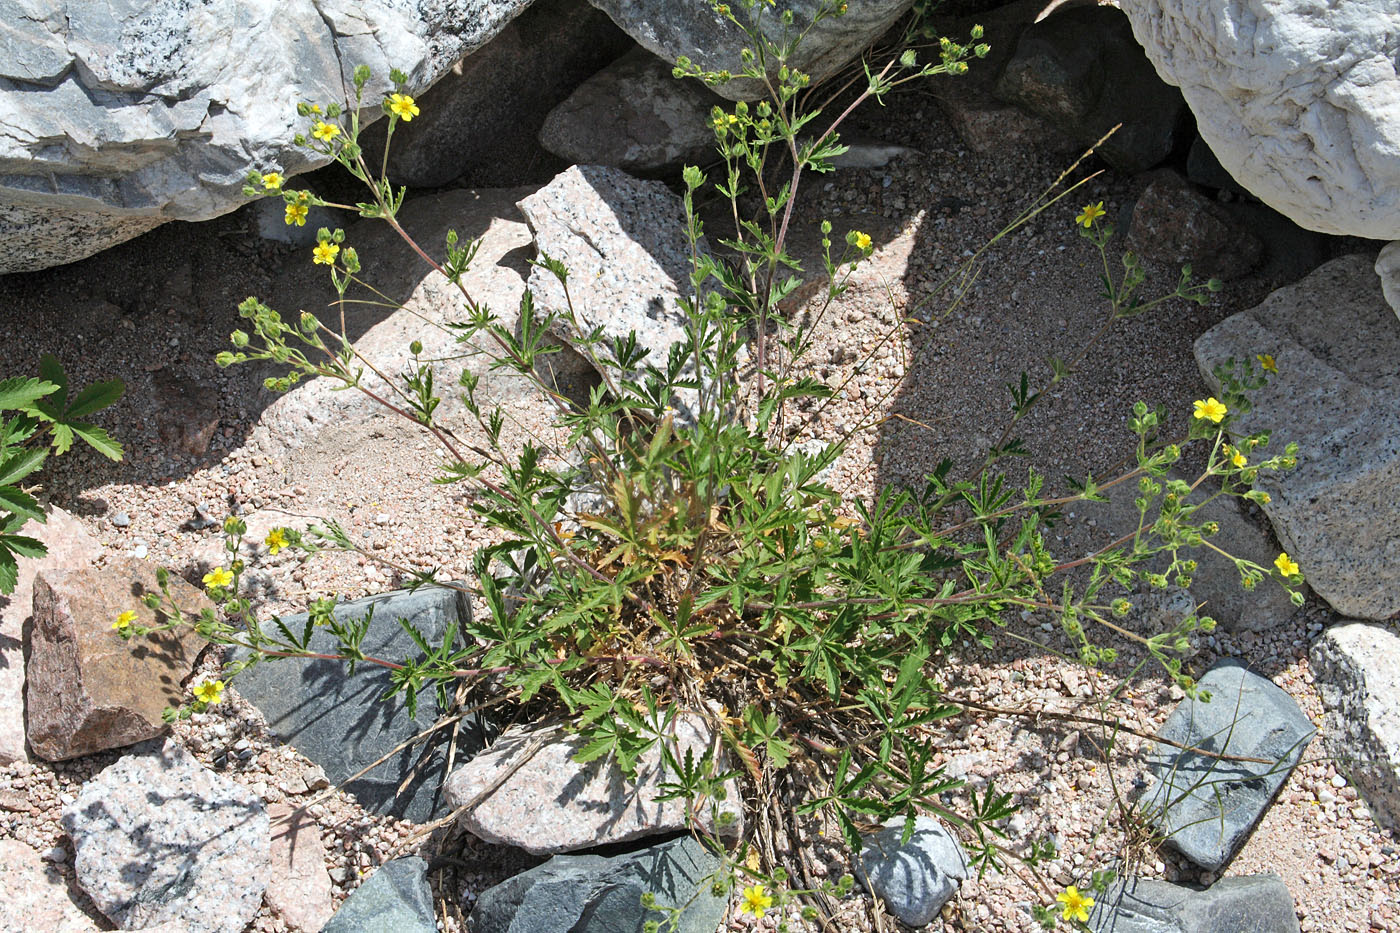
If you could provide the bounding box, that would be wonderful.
[1,36,1395,933]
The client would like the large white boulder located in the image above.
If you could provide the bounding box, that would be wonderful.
[1121,0,1400,240]
[0,0,533,273]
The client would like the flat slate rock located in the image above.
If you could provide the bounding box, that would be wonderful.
[470,834,726,933]
[322,857,435,933]
[1089,873,1299,933]
[232,586,482,823]
[856,816,969,927]
[1141,660,1314,871]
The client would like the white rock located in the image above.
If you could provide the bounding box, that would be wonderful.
[1377,241,1400,319]
[1310,623,1400,833]
[62,739,270,933]
[1121,0,1400,238]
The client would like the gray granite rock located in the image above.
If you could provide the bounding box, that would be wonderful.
[1378,241,1400,320]
[0,0,534,273]
[470,835,726,933]
[1089,873,1299,933]
[232,586,482,823]
[445,716,742,855]
[1141,661,1314,871]
[62,739,269,933]
[518,165,712,422]
[540,47,722,173]
[1310,622,1400,833]
[856,816,969,927]
[322,857,435,933]
[588,0,913,102]
[993,4,1188,174]
[1194,254,1400,620]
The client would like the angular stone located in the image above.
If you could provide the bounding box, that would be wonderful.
[0,0,536,273]
[518,165,711,422]
[1126,171,1263,280]
[151,367,220,458]
[232,586,481,823]
[1378,241,1400,320]
[25,557,209,761]
[265,803,335,933]
[994,5,1188,174]
[1194,255,1400,620]
[856,816,969,927]
[1141,660,1315,871]
[1121,0,1400,239]
[322,857,435,933]
[0,506,101,764]
[62,739,269,933]
[540,47,722,173]
[1089,873,1299,933]
[471,835,726,933]
[1309,623,1400,833]
[445,716,742,855]
[588,0,913,102]
[0,838,102,933]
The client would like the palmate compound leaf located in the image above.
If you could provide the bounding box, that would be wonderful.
[0,377,58,412]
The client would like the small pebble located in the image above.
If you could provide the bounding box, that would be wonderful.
[110,511,130,527]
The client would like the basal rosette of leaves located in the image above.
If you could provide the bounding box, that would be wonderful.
[125,2,1305,927]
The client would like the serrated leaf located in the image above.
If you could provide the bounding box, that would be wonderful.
[0,377,58,412]
[0,534,47,558]
[64,379,124,419]
[571,733,615,765]
[38,354,67,407]
[49,422,74,456]
[0,447,46,487]
[0,486,42,522]
[0,549,16,595]
[70,423,123,461]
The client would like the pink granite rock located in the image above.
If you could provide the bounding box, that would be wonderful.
[265,803,335,932]
[0,838,103,932]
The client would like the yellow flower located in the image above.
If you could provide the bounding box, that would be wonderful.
[1056,885,1094,922]
[1192,397,1227,423]
[1257,353,1278,374]
[202,567,234,590]
[260,171,283,191]
[311,121,340,142]
[739,884,773,918]
[265,528,289,555]
[193,680,225,705]
[1076,202,1106,228]
[1275,552,1300,577]
[284,201,309,226]
[388,93,420,121]
[113,610,137,632]
[1259,492,1271,504]
[1223,445,1247,468]
[853,231,872,251]
[312,242,340,265]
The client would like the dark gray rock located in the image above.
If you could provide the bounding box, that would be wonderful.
[539,47,723,173]
[1126,171,1263,280]
[233,586,481,823]
[856,816,969,927]
[1186,136,1249,197]
[1089,873,1299,933]
[1141,660,1314,871]
[377,0,633,188]
[588,0,913,102]
[470,835,726,933]
[323,857,435,933]
[993,5,1189,174]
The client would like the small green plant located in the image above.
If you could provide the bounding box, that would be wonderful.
[127,1,1305,926]
[0,353,123,592]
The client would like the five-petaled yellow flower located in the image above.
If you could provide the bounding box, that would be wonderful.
[113,610,137,632]
[853,231,872,251]
[1223,444,1247,468]
[1275,552,1300,577]
[1076,202,1106,228]
[203,567,234,590]
[193,680,225,704]
[312,242,340,266]
[261,171,283,191]
[1257,353,1278,374]
[311,121,340,142]
[1056,885,1094,922]
[1192,397,1227,423]
[285,201,309,226]
[265,528,289,555]
[388,93,420,121]
[739,884,773,919]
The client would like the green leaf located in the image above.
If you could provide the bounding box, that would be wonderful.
[63,379,124,419]
[0,378,58,412]
[0,486,42,522]
[38,354,67,407]
[70,423,123,461]
[0,549,16,595]
[0,534,47,558]
[0,447,46,487]
[49,423,74,456]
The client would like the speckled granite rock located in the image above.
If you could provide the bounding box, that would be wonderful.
[1141,661,1314,871]
[0,838,102,932]
[856,816,969,926]
[322,857,435,933]
[1194,255,1400,620]
[444,716,742,855]
[265,803,335,932]
[62,739,269,933]
[25,557,209,761]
